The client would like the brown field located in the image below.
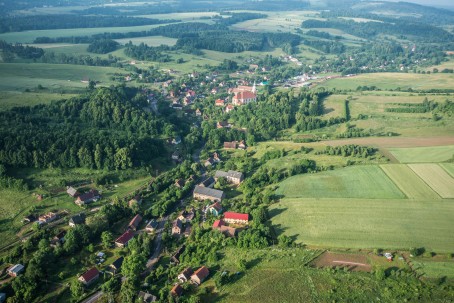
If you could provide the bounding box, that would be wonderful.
[311,251,372,272]
[408,164,454,199]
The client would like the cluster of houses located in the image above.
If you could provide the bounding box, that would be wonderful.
[223,140,247,150]
[67,186,101,207]
[171,266,210,298]
[171,208,196,237]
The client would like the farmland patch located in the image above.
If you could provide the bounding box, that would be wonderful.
[389,145,454,163]
[408,164,454,198]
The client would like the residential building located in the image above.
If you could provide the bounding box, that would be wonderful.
[146,220,159,233]
[138,291,157,303]
[38,212,57,224]
[178,267,194,283]
[128,214,142,231]
[217,121,231,129]
[75,189,100,206]
[69,213,86,227]
[215,99,225,106]
[198,177,215,188]
[223,141,237,149]
[171,151,182,161]
[110,257,124,274]
[195,109,202,116]
[214,170,244,185]
[224,212,249,224]
[207,201,223,216]
[78,267,99,286]
[171,284,183,297]
[66,186,79,197]
[172,219,183,235]
[7,264,24,277]
[193,186,224,202]
[238,140,247,150]
[191,266,209,285]
[50,230,66,246]
[225,104,234,113]
[174,179,185,188]
[171,245,185,264]
[115,230,135,248]
[128,195,142,207]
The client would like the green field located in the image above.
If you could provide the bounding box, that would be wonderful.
[270,198,454,252]
[276,165,405,199]
[319,73,454,90]
[380,164,440,199]
[389,145,454,163]
[0,91,77,111]
[413,260,454,278]
[409,164,454,199]
[441,163,454,178]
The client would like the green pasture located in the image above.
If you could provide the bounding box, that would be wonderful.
[413,260,454,279]
[276,165,405,199]
[441,163,454,178]
[319,73,454,91]
[380,164,440,200]
[409,164,454,199]
[0,91,77,111]
[389,145,454,163]
[270,198,454,252]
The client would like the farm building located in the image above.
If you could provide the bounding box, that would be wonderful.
[7,264,24,277]
[224,212,249,224]
[75,189,100,206]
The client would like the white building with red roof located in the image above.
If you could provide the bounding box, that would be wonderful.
[78,267,99,286]
[115,230,135,248]
[223,212,249,224]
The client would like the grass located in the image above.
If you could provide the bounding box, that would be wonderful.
[276,165,405,199]
[318,73,454,91]
[408,164,454,199]
[270,198,454,252]
[380,164,440,200]
[389,145,454,163]
[440,163,454,178]
[413,260,454,279]
[0,91,77,111]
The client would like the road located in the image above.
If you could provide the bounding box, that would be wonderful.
[81,290,103,303]
[144,216,168,271]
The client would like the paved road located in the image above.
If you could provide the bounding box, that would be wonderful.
[145,216,168,270]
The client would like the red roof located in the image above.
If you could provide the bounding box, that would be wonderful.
[224,212,249,221]
[192,266,209,281]
[129,214,142,229]
[209,202,222,212]
[215,99,225,105]
[212,220,224,228]
[80,267,99,282]
[115,230,134,245]
[171,284,183,296]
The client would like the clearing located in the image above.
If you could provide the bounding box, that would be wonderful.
[311,251,372,272]
[408,164,454,199]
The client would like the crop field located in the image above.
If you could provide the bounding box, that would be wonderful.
[389,145,454,163]
[269,198,454,252]
[409,164,454,198]
[440,163,454,178]
[380,164,440,199]
[276,165,405,199]
[319,73,454,90]
[114,35,177,46]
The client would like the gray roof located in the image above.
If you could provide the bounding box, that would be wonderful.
[69,213,86,225]
[215,170,243,180]
[199,177,215,187]
[8,264,24,274]
[67,186,78,196]
[193,186,224,199]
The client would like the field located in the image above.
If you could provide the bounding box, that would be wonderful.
[408,164,454,198]
[311,251,372,272]
[318,73,454,90]
[440,163,454,178]
[270,198,454,252]
[413,260,454,279]
[114,36,177,46]
[380,164,440,199]
[389,145,454,163]
[0,91,77,111]
[276,165,405,199]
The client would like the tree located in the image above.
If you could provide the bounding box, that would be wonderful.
[121,254,146,279]
[101,231,114,249]
[70,280,85,300]
[120,279,137,303]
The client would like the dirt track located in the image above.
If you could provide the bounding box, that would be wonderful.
[312,252,372,272]
[319,136,454,148]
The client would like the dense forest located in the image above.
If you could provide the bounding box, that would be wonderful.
[0,40,44,61]
[0,87,178,170]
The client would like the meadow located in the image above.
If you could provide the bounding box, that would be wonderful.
[440,163,454,178]
[413,260,454,279]
[389,145,454,163]
[408,164,454,198]
[276,165,405,199]
[270,197,454,252]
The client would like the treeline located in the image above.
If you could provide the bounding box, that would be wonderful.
[0,15,177,33]
[87,39,119,54]
[320,145,377,158]
[0,164,28,191]
[303,39,346,54]
[124,43,172,62]
[0,86,176,170]
[305,30,340,40]
[301,18,454,43]
[0,40,44,61]
[215,12,267,26]
[385,99,437,113]
[40,52,122,67]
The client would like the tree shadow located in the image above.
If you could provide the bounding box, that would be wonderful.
[267,206,287,219]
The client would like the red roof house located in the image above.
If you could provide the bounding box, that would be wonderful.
[171,284,183,297]
[128,214,142,231]
[212,220,224,228]
[224,212,249,224]
[115,230,135,248]
[78,267,99,286]
[215,99,225,106]
[191,266,210,285]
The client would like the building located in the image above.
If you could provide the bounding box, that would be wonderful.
[212,220,238,237]
[224,141,237,149]
[78,267,99,286]
[171,284,183,297]
[198,177,215,188]
[128,214,142,231]
[174,178,185,188]
[195,109,202,116]
[178,267,194,283]
[171,151,182,161]
[193,186,224,202]
[69,213,86,227]
[171,245,186,264]
[66,186,79,197]
[75,189,100,206]
[191,266,209,285]
[138,291,157,303]
[7,264,24,277]
[38,212,57,224]
[215,99,225,106]
[213,152,221,162]
[172,136,182,145]
[204,157,215,167]
[224,212,249,224]
[207,201,223,216]
[115,230,135,248]
[238,140,247,150]
[216,121,231,129]
[172,219,183,235]
[214,170,244,185]
[110,257,124,274]
[146,220,159,233]
[128,195,142,208]
[232,90,257,106]
[50,230,66,246]
[225,104,235,113]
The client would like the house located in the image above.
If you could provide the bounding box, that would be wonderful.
[214,170,244,185]
[138,291,157,303]
[225,104,235,113]
[224,141,237,149]
[207,201,223,216]
[38,212,57,224]
[199,177,215,188]
[110,256,124,274]
[232,91,257,106]
[191,266,209,285]
[212,220,238,237]
[215,99,225,106]
[69,213,86,227]
[178,267,194,283]
[193,186,224,202]
[213,152,221,162]
[7,264,24,277]
[66,186,79,197]
[171,245,186,264]
[146,220,159,233]
[75,189,100,206]
[204,157,215,167]
[115,230,135,248]
[171,284,183,297]
[0,293,5,303]
[174,179,185,188]
[78,267,99,286]
[211,88,218,94]
[195,109,202,116]
[184,208,195,222]
[238,140,247,150]
[50,230,66,246]
[128,195,142,208]
[172,219,183,235]
[224,212,249,224]
[217,121,231,129]
[23,214,36,223]
[128,214,142,231]
[172,136,182,145]
[172,151,182,161]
